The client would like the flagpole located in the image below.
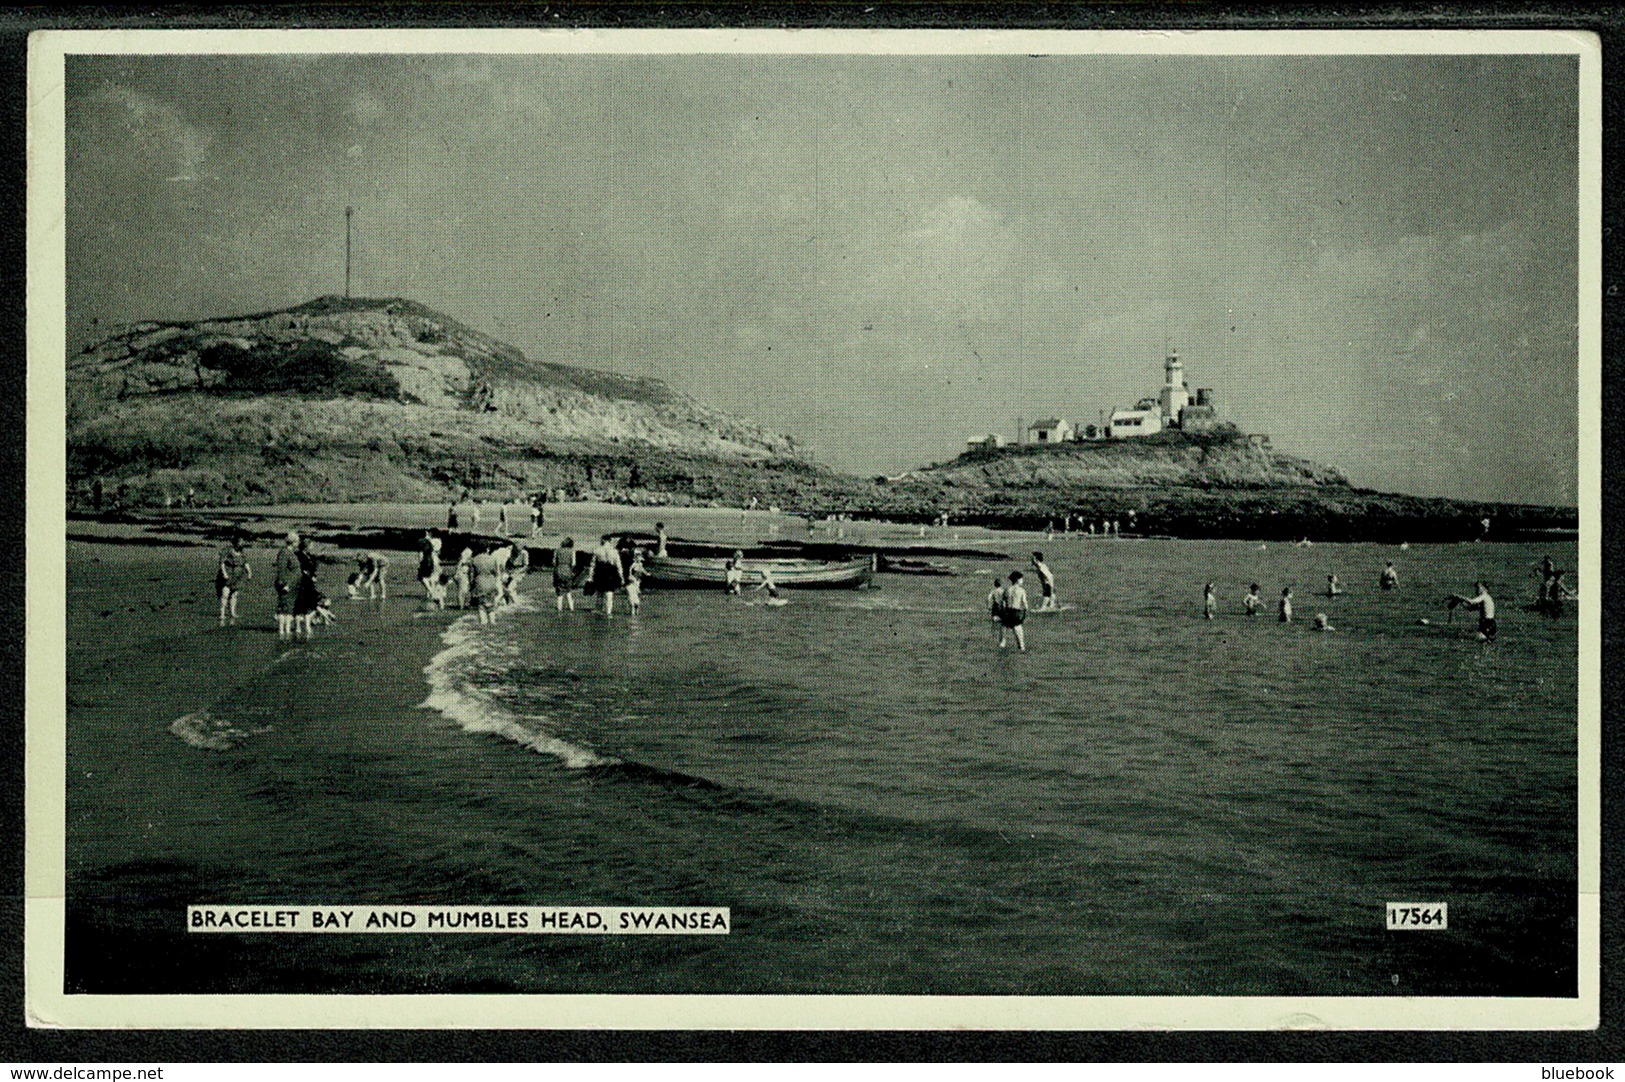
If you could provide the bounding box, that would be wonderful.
[344,206,354,298]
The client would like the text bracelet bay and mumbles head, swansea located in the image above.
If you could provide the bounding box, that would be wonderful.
[30,28,1597,1030]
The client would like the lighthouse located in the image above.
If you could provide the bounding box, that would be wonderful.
[1158,349,1190,426]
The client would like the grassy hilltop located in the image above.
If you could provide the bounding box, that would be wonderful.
[66,296,1575,542]
[67,296,862,510]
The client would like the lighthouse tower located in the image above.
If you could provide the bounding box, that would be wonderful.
[1158,349,1190,426]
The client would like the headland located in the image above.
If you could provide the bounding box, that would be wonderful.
[66,297,1575,543]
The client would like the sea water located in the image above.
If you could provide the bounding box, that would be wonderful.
[64,538,1580,996]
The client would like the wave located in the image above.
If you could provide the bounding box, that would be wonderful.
[418,598,617,770]
[169,708,270,751]
[824,596,982,615]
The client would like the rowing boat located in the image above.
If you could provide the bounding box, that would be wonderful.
[641,554,874,589]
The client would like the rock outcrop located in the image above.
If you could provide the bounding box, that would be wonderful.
[67,296,826,508]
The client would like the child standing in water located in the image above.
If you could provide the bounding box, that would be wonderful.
[625,548,645,614]
[215,535,252,626]
[1203,582,1216,620]
[1278,586,1294,623]
[987,576,1007,644]
[1243,583,1262,617]
[1380,561,1399,591]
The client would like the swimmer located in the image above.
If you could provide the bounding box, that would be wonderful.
[996,570,1029,652]
[1312,613,1335,632]
[751,566,782,603]
[1445,580,1497,641]
[1203,582,1216,620]
[1243,583,1261,617]
[1325,574,1342,598]
[1031,551,1057,611]
[1546,571,1576,615]
[1380,561,1398,591]
[725,551,745,595]
[1278,586,1294,623]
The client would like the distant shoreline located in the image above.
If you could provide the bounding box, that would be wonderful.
[66,495,1578,560]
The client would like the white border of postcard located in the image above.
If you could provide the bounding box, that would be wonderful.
[24,26,1602,1030]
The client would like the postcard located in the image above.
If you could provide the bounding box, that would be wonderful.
[25,26,1600,1029]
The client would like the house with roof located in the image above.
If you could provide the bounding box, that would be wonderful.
[1028,417,1074,444]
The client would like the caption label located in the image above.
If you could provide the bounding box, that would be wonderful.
[188,905,730,935]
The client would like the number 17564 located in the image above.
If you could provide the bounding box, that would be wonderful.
[1386,902,1448,930]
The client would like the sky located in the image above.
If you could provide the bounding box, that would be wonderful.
[62,48,1581,504]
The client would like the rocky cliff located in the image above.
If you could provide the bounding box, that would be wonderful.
[917,432,1350,491]
[67,296,849,508]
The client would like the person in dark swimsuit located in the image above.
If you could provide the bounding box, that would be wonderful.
[273,532,301,638]
[585,534,625,616]
[997,570,1029,651]
[293,536,321,636]
[553,537,578,612]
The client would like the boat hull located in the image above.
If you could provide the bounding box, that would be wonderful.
[642,555,873,589]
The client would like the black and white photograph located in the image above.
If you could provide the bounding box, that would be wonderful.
[25,28,1599,1029]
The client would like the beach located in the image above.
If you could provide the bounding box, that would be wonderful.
[62,503,1580,997]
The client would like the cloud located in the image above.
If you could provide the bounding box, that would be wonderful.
[425,59,551,125]
[95,82,214,182]
[346,91,388,127]
[858,195,1019,325]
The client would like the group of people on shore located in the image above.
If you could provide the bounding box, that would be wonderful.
[445,492,548,538]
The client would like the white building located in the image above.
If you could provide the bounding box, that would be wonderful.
[1109,406,1163,438]
[1028,417,1075,443]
